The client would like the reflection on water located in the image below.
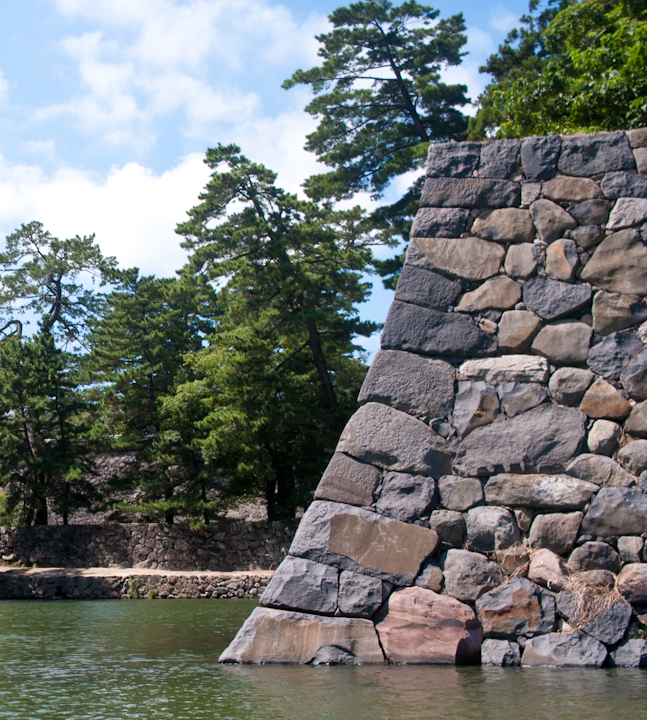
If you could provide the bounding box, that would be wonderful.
[0,599,645,719]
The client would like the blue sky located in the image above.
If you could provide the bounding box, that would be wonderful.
[0,0,530,355]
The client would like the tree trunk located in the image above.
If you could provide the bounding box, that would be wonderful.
[307,323,338,409]
[34,485,48,525]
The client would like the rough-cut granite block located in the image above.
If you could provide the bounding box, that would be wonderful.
[420,177,520,208]
[521,135,561,181]
[479,139,520,179]
[410,207,470,238]
[314,452,382,507]
[558,132,635,176]
[406,236,505,282]
[260,556,339,614]
[394,264,462,310]
[426,142,481,178]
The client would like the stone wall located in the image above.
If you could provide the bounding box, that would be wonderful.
[221,128,647,670]
[0,521,294,571]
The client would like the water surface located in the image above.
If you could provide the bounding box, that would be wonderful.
[0,599,645,719]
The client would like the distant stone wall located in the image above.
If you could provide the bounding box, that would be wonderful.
[222,128,647,669]
[0,521,294,571]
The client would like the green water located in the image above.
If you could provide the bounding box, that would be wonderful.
[0,600,646,720]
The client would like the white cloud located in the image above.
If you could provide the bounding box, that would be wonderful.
[22,140,57,159]
[489,5,519,34]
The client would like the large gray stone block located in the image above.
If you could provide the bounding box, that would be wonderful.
[426,142,481,178]
[531,321,593,366]
[410,207,470,238]
[587,419,622,456]
[588,330,643,380]
[611,639,647,668]
[528,512,583,555]
[558,132,635,176]
[337,571,384,618]
[479,139,520,179]
[617,563,647,605]
[568,541,621,573]
[457,276,521,312]
[521,135,561,181]
[545,238,579,281]
[621,349,647,401]
[476,577,555,638]
[442,549,504,603]
[504,243,542,279]
[453,404,587,477]
[497,311,543,353]
[315,453,382,507]
[484,473,598,510]
[530,199,577,244]
[566,453,636,487]
[420,177,520,208]
[481,639,521,666]
[522,276,592,321]
[406,236,505,282]
[607,198,647,230]
[625,400,647,437]
[261,556,339,614]
[472,208,534,243]
[438,475,483,512]
[617,535,644,564]
[466,505,520,552]
[568,198,611,226]
[336,402,453,477]
[429,509,465,548]
[453,381,499,438]
[393,265,462,310]
[582,487,647,537]
[358,350,455,418]
[498,382,547,417]
[548,367,594,406]
[617,439,647,476]
[557,592,631,646]
[289,500,440,585]
[374,471,437,523]
[381,301,498,359]
[458,355,549,383]
[571,224,605,250]
[543,175,601,202]
[592,290,647,336]
[580,229,647,295]
[601,171,647,199]
[522,631,607,667]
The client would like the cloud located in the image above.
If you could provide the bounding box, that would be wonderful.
[22,140,57,159]
[489,5,520,34]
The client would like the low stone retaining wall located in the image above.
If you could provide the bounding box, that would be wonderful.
[0,521,294,571]
[0,568,272,600]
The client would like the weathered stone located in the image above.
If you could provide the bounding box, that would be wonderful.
[458,355,549,383]
[522,182,542,206]
[514,507,534,533]
[497,382,547,417]
[484,473,597,510]
[521,135,561,181]
[592,290,647,336]
[381,301,498,359]
[582,487,647,537]
[337,403,453,477]
[617,536,644,564]
[588,330,643,380]
[522,276,592,321]
[528,548,569,591]
[543,176,601,202]
[504,243,541,279]
[479,139,520,179]
[578,570,616,588]
[521,631,607,667]
[410,207,470,238]
[420,177,521,209]
[568,199,611,226]
[374,586,483,664]
[219,607,385,664]
[618,439,647,476]
[566,453,636,487]
[549,367,594,406]
[453,381,499,438]
[457,276,521,313]
[545,239,578,281]
[529,512,583,555]
[466,505,520,552]
[621,349,647,401]
[627,129,647,149]
[429,510,465,548]
[607,198,647,230]
[261,556,339,614]
[496,545,531,573]
[625,400,647,438]
[481,639,521,666]
[310,646,359,665]
[315,453,382,507]
[453,404,587,477]
[337,571,383,618]
[426,142,480,178]
[635,147,647,174]
[587,420,622,456]
[442,549,504,603]
[530,199,578,244]
[531,321,593,366]
[406,236,505,282]
[393,265,462,310]
[415,558,444,592]
[558,132,635,176]
[617,563,647,605]
[472,208,534,243]
[438,475,483,512]
[497,310,542,352]
[579,378,631,420]
[571,224,605,251]
[611,639,647,668]
[580,229,647,295]
[557,592,631,645]
[358,350,455,418]
[601,171,647,199]
[569,541,621,573]
[374,472,437,523]
[476,577,555,639]
[290,501,440,585]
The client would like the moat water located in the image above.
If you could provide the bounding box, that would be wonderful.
[1,599,646,719]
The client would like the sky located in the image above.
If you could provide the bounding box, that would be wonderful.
[0,0,530,355]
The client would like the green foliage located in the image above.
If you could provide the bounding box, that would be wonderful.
[174,145,378,519]
[470,0,647,138]
[284,0,469,202]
